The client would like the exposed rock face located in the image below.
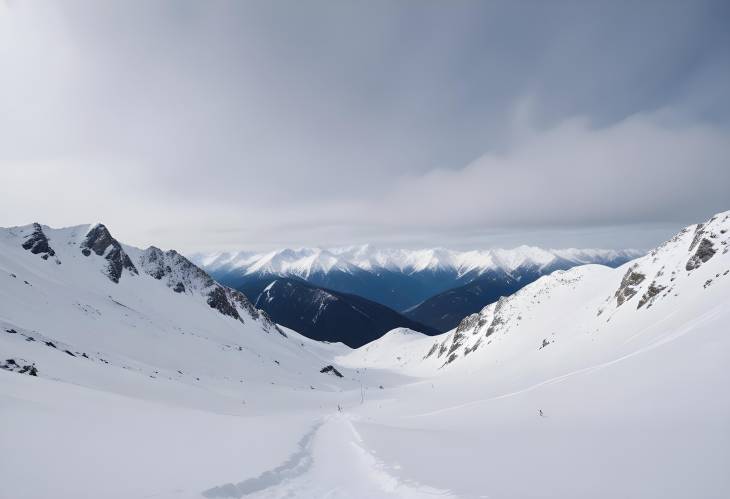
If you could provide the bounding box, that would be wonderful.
[615,266,646,306]
[138,246,284,336]
[427,295,511,366]
[21,223,56,261]
[688,223,706,252]
[206,286,240,319]
[81,224,138,283]
[140,246,216,288]
[637,282,667,309]
[424,343,439,359]
[427,211,730,372]
[228,289,285,336]
[320,365,343,377]
[485,298,508,338]
[686,238,716,271]
[0,358,37,376]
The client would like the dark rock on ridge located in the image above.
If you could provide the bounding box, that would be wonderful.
[21,223,56,261]
[81,224,138,283]
[615,266,646,306]
[320,365,343,377]
[139,246,284,336]
[686,238,716,271]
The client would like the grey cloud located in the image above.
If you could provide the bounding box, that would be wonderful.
[0,0,728,252]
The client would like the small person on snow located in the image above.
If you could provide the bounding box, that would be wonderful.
[538,409,545,417]
[337,404,342,412]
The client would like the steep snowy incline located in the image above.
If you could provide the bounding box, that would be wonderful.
[338,210,730,382]
[327,211,730,499]
[2,212,729,499]
[0,223,356,406]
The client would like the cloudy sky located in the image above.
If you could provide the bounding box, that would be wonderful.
[1,0,729,252]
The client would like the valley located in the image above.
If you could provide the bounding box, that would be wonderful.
[195,246,640,338]
[3,4,727,498]
[1,212,728,498]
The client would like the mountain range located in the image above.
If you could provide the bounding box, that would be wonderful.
[192,245,642,331]
[2,212,728,498]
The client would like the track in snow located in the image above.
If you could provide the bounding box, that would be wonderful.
[203,414,455,499]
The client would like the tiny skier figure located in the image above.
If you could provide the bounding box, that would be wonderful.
[337,404,342,412]
[538,409,545,417]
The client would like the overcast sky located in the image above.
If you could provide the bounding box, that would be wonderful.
[1,0,729,252]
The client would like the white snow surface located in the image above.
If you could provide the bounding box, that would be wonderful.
[191,244,643,277]
[2,213,730,498]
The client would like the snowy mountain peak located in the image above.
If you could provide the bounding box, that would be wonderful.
[416,210,730,370]
[134,245,283,334]
[243,247,358,278]
[1,221,282,336]
[21,222,58,263]
[193,245,644,278]
[489,245,557,272]
[80,223,139,283]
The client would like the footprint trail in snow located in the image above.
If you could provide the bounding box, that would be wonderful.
[203,414,455,499]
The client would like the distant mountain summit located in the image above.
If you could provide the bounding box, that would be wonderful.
[195,245,641,280]
[192,245,643,326]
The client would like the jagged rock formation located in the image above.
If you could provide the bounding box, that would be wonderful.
[687,238,717,271]
[81,224,138,283]
[140,246,216,293]
[320,365,343,377]
[425,293,517,366]
[415,211,730,370]
[637,282,667,309]
[614,266,646,306]
[138,245,283,335]
[21,223,58,262]
[0,358,37,376]
[404,272,526,330]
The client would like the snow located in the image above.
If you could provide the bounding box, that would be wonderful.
[1,212,729,498]
[191,244,644,278]
[238,248,358,278]
[336,327,434,372]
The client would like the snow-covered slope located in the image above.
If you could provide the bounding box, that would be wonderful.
[0,222,356,400]
[337,327,435,371]
[2,213,728,499]
[323,212,730,498]
[338,211,730,379]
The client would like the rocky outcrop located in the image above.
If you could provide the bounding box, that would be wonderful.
[485,298,508,338]
[427,295,512,366]
[21,223,57,261]
[139,246,284,336]
[614,266,645,306]
[140,246,215,289]
[81,224,138,283]
[637,282,667,309]
[686,238,716,271]
[206,286,240,319]
[1,358,37,376]
[320,365,343,377]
